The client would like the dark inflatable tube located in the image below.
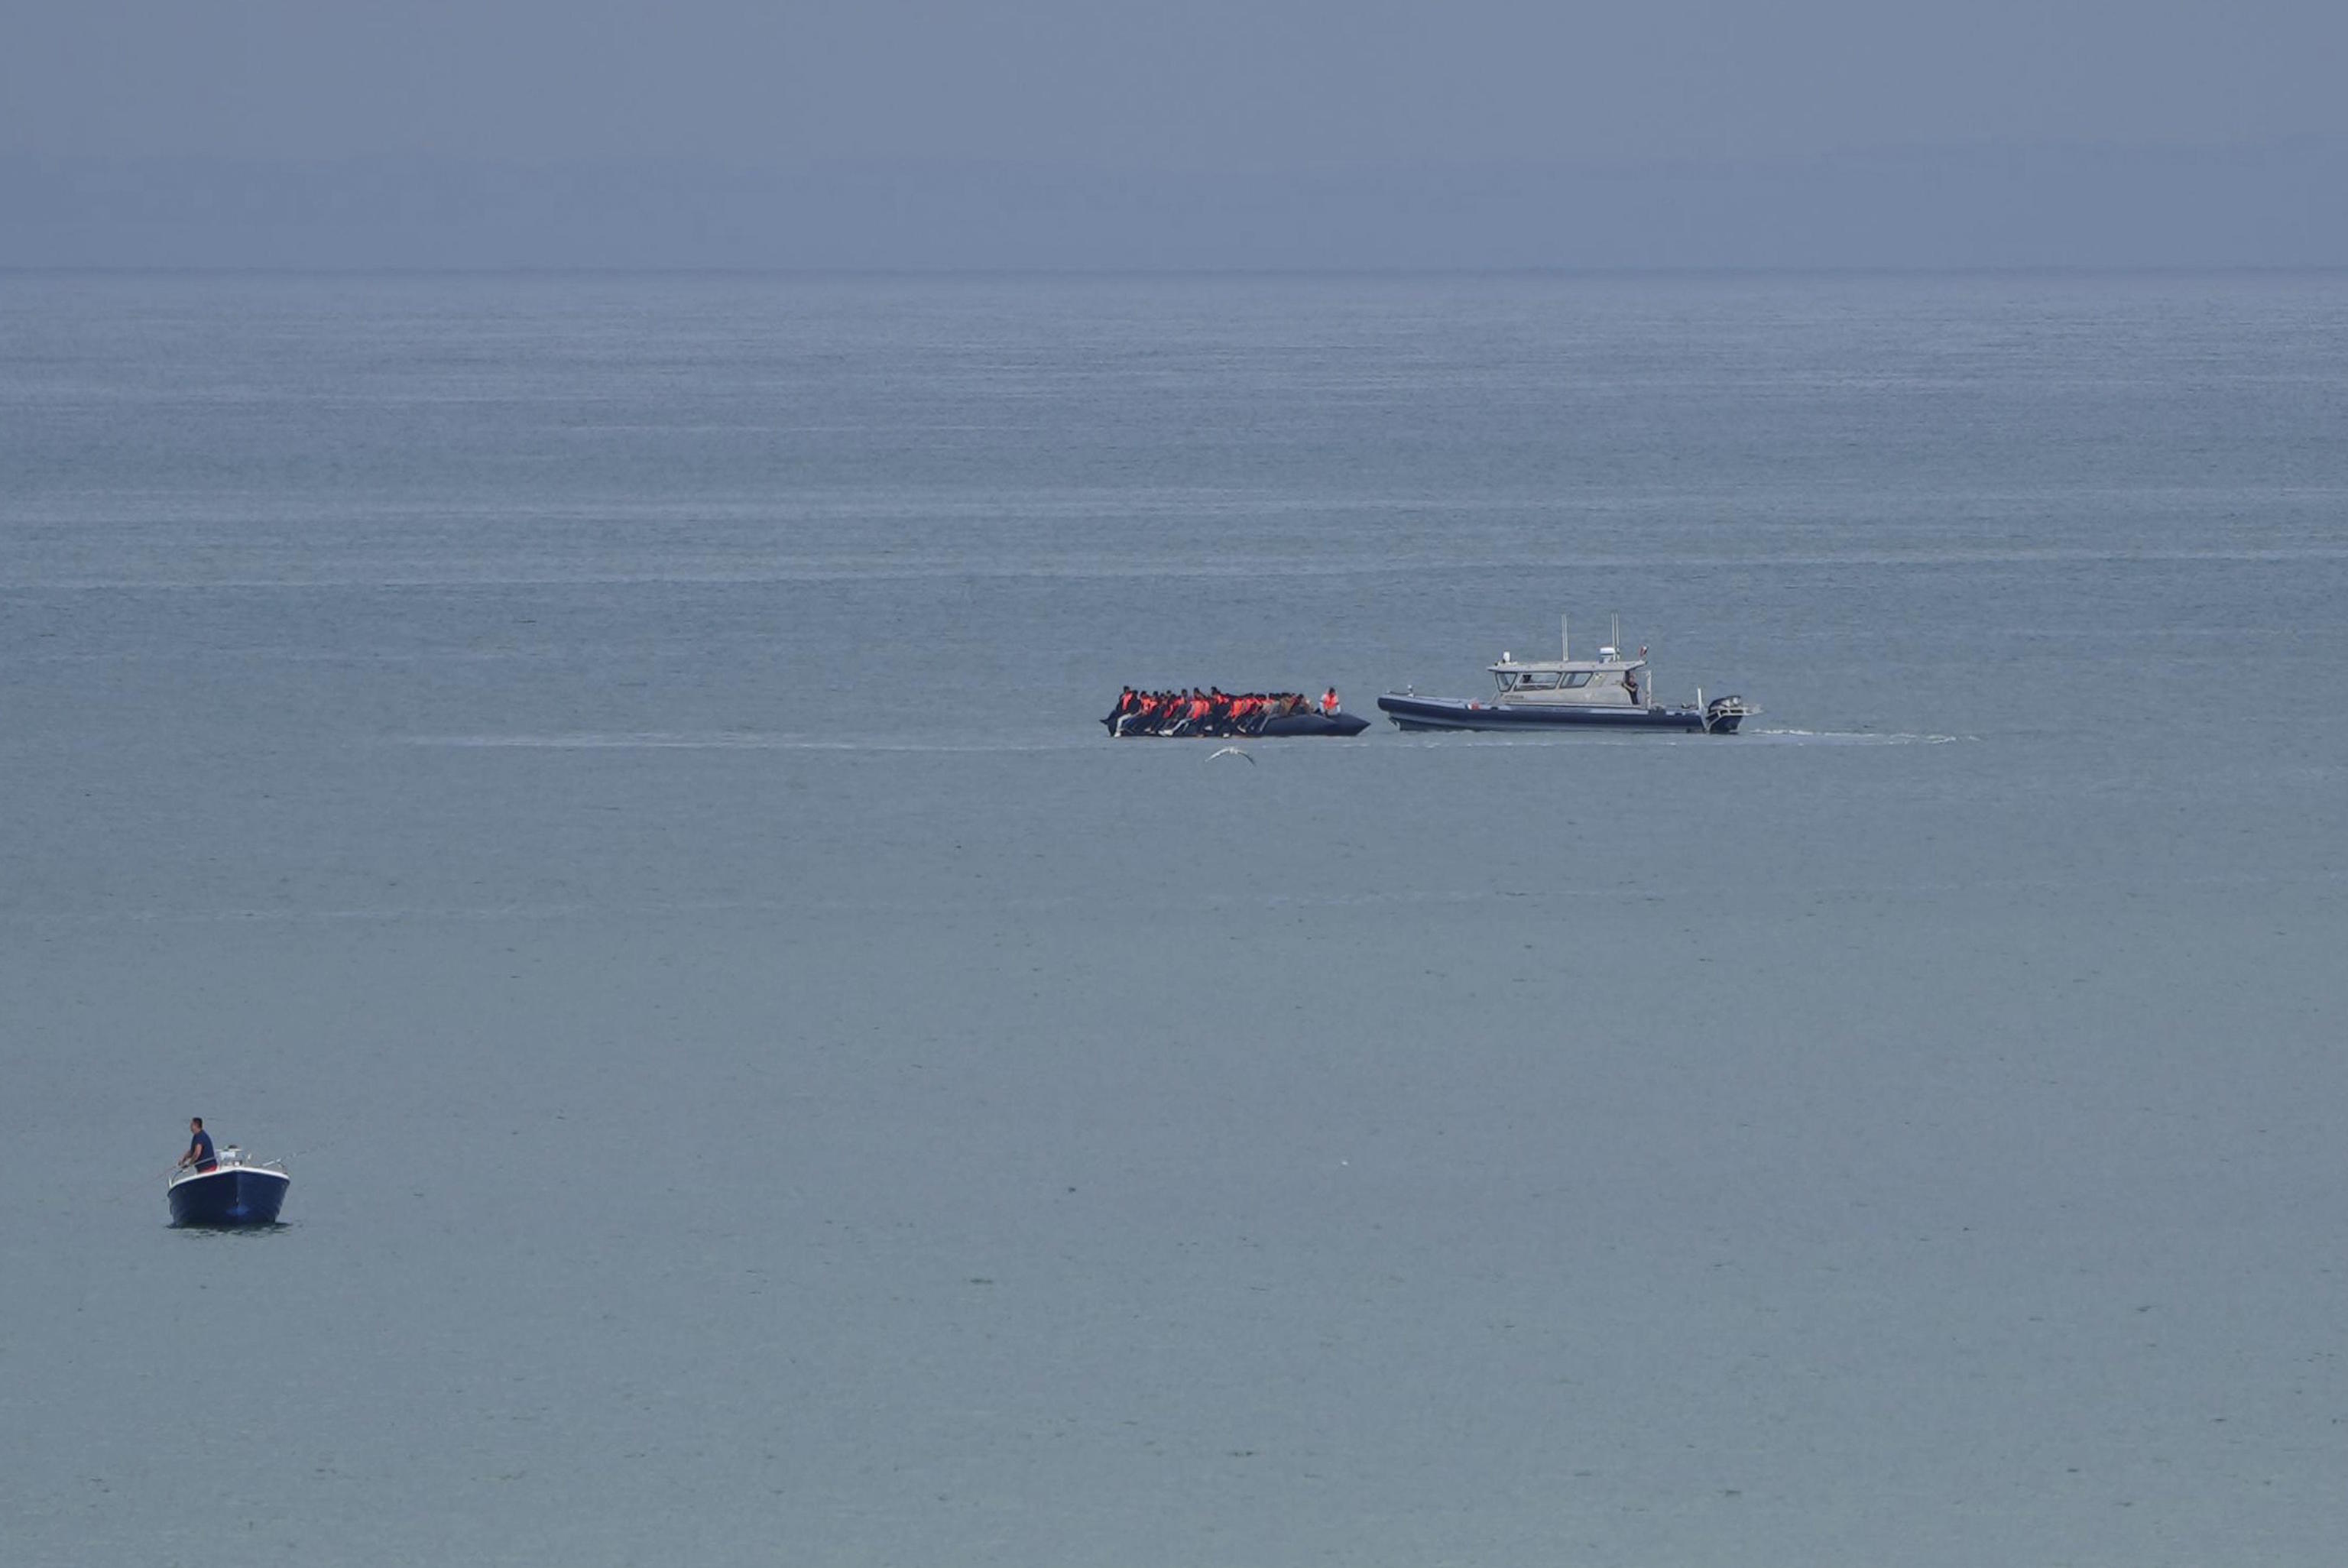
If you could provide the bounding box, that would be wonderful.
[1254,711,1370,737]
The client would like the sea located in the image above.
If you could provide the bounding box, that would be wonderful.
[3,271,2344,1566]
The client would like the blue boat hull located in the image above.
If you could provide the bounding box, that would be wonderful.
[1377,694,1743,734]
[168,1168,290,1227]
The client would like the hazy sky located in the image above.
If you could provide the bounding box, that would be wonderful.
[7,2,2343,266]
[8,0,2343,170]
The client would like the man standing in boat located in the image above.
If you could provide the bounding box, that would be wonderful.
[1320,687,1342,716]
[177,1116,216,1174]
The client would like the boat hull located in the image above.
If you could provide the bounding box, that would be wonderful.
[168,1168,289,1227]
[1377,694,1743,734]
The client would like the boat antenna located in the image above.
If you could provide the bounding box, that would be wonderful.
[1561,614,1568,662]
[1611,614,1620,656]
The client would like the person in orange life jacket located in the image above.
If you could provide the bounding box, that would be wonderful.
[1320,687,1341,715]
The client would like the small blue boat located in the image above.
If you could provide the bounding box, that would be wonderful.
[1379,615,1756,735]
[167,1147,290,1227]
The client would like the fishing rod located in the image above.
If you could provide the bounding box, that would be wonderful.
[111,1165,183,1204]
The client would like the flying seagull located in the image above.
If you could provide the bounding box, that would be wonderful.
[1207,746,1255,764]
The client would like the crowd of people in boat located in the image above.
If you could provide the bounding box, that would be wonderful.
[1108,686,1342,737]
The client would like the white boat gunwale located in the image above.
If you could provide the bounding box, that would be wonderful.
[168,1148,290,1190]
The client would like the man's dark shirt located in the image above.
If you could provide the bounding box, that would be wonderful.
[188,1129,216,1171]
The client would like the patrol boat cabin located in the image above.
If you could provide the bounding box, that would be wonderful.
[1377,616,1755,734]
[1491,642,1649,707]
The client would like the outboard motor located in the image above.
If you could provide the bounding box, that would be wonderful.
[1701,694,1755,734]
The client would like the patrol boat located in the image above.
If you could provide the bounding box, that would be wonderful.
[1377,617,1756,734]
[167,1146,290,1227]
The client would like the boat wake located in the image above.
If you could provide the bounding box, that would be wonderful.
[1389,727,1966,748]
[1742,729,1967,745]
[391,727,1964,754]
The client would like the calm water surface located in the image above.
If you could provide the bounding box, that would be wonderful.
[3,271,2345,1566]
